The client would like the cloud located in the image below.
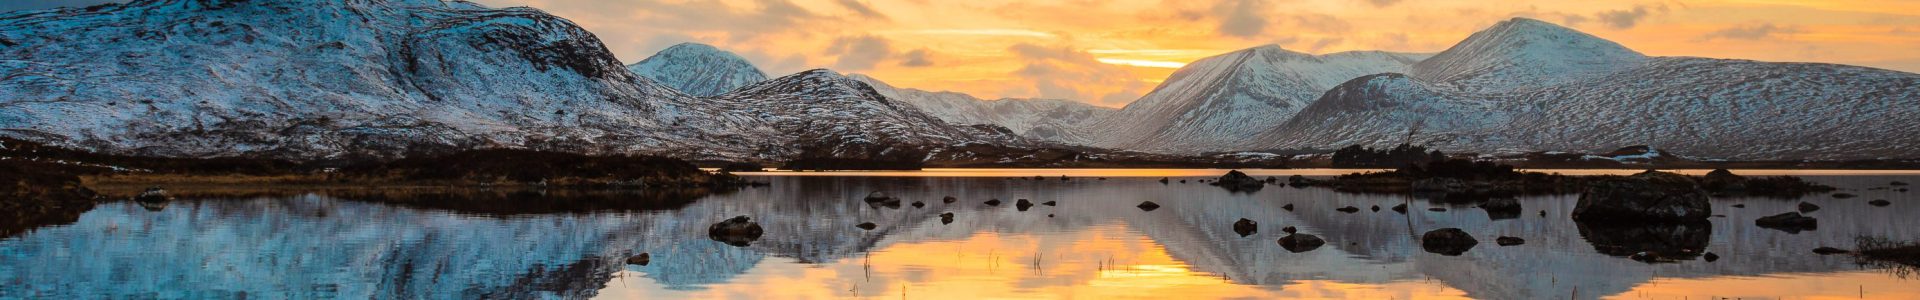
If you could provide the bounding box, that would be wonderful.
[834,0,889,20]
[1214,0,1275,38]
[825,35,894,71]
[1291,13,1353,33]
[1698,23,1803,41]
[1365,0,1402,8]
[1594,4,1667,29]
[1006,43,1148,104]
[900,48,935,67]
[1302,37,1344,52]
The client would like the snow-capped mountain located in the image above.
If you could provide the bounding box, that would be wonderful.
[1254,18,1920,160]
[627,42,768,97]
[1057,46,1429,154]
[849,74,1113,139]
[0,0,1017,162]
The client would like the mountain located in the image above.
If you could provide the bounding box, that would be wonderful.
[849,74,1114,140]
[627,42,769,97]
[0,0,1019,163]
[1254,18,1920,160]
[1057,46,1429,154]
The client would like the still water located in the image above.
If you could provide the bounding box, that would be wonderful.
[3,170,1917,299]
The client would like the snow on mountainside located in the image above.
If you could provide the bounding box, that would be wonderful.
[0,0,1016,162]
[849,74,1113,140]
[1257,18,1920,160]
[627,42,768,97]
[1410,18,1646,92]
[1061,45,1429,153]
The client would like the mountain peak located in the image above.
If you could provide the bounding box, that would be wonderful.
[629,42,769,97]
[1411,17,1646,91]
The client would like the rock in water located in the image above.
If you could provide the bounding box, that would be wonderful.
[1797,202,1821,213]
[984,199,1002,206]
[1703,252,1720,262]
[1282,204,1295,211]
[1869,199,1892,206]
[1421,228,1479,255]
[1832,193,1858,199]
[1042,201,1057,206]
[1277,234,1325,253]
[1392,203,1408,214]
[1335,206,1360,213]
[943,196,958,204]
[1016,199,1034,211]
[939,212,955,224]
[1813,247,1850,255]
[134,187,170,203]
[1281,226,1297,234]
[626,253,651,266]
[1482,198,1521,215]
[708,216,764,247]
[1755,212,1818,233]
[1370,205,1380,212]
[911,201,925,208]
[856,222,877,230]
[1137,201,1161,211]
[1159,177,1170,184]
[1211,170,1265,192]
[1572,171,1711,222]
[1232,218,1258,236]
[1496,236,1525,246]
[864,191,892,202]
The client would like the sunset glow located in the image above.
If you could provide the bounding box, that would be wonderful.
[471,0,1920,107]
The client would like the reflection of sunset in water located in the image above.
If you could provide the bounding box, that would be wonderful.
[597,223,1474,299]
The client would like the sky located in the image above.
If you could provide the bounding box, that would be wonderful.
[10,0,1920,107]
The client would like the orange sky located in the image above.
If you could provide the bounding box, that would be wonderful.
[473,0,1920,107]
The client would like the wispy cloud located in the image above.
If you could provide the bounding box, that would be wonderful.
[1698,23,1803,41]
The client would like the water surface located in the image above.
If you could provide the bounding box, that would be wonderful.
[3,171,1917,299]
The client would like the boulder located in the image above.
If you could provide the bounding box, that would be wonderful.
[1281,226,1297,234]
[1391,203,1408,213]
[1572,171,1711,222]
[856,222,877,230]
[1335,206,1360,213]
[1277,234,1325,253]
[984,199,1002,206]
[1496,236,1525,246]
[939,212,955,224]
[1211,170,1265,192]
[1159,177,1169,184]
[1370,205,1380,212]
[707,216,764,247]
[911,201,925,208]
[942,196,957,204]
[1421,228,1478,256]
[1137,201,1161,211]
[626,253,651,266]
[1282,204,1294,211]
[1016,199,1034,211]
[1755,212,1818,233]
[1869,199,1891,207]
[1232,218,1257,236]
[1797,202,1820,213]
[133,187,170,203]
[864,191,893,202]
[1703,252,1720,262]
[1699,169,1747,191]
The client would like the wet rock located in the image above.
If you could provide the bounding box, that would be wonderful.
[1282,204,1294,211]
[1277,234,1325,253]
[1016,199,1034,211]
[1730,203,1745,208]
[1137,201,1161,211]
[1392,203,1408,214]
[1047,214,1054,218]
[1179,180,1187,184]
[1496,236,1525,246]
[1281,226,1297,234]
[1755,212,1818,233]
[856,222,877,230]
[864,191,893,202]
[1572,171,1711,222]
[1211,170,1265,192]
[984,199,1002,206]
[1700,169,1747,191]
[1870,199,1892,206]
[1159,177,1169,184]
[1265,176,1279,183]
[708,216,764,247]
[1832,193,1857,199]
[1813,247,1850,255]
[943,196,957,204]
[1232,218,1257,236]
[133,187,170,203]
[1421,228,1478,256]
[626,253,651,266]
[1797,202,1820,213]
[1428,207,1447,212]
[1370,205,1380,212]
[1576,220,1710,261]
[1482,198,1522,220]
[1629,251,1676,263]
[1703,252,1720,262]
[1335,206,1360,213]
[1041,201,1057,206]
[911,201,925,208]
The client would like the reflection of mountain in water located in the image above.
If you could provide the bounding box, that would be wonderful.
[0,176,1915,299]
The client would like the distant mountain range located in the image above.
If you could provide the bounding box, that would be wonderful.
[1,1,1913,162]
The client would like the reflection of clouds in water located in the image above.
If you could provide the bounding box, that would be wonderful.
[1,175,1917,299]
